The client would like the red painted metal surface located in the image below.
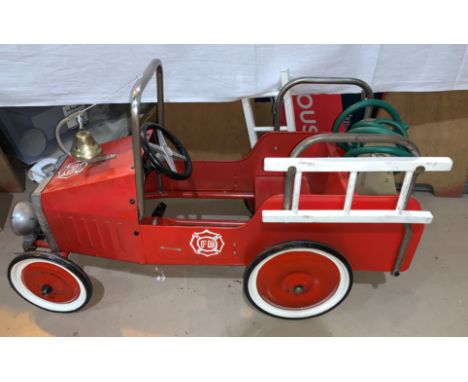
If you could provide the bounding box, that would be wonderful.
[42,136,144,263]
[144,131,347,209]
[40,131,425,274]
[139,195,424,272]
[145,132,341,192]
[256,250,340,309]
[22,262,80,303]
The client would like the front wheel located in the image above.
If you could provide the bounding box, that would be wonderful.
[8,252,92,313]
[244,241,352,319]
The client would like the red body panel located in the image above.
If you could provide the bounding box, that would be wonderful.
[140,195,423,272]
[42,137,144,263]
[41,132,425,273]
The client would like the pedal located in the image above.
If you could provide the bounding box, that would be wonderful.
[151,202,167,225]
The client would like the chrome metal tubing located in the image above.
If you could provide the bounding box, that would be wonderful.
[284,166,297,212]
[273,77,375,131]
[130,59,165,220]
[391,166,425,276]
[283,133,421,210]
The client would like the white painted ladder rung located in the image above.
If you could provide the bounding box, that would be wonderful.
[264,157,453,173]
[254,126,289,132]
[242,69,295,148]
[396,170,414,211]
[262,210,434,224]
[344,171,357,212]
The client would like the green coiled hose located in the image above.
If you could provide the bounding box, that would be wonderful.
[332,98,412,157]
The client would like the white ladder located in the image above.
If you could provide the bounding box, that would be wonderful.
[262,156,453,224]
[242,69,296,148]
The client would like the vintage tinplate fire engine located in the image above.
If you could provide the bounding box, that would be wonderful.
[8,59,452,319]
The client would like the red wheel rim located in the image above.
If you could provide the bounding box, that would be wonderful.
[256,250,341,309]
[21,262,81,304]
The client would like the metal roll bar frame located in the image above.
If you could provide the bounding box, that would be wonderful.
[130,59,165,220]
[272,77,375,131]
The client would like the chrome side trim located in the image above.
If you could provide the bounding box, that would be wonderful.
[30,155,67,253]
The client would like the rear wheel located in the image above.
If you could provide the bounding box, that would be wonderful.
[8,252,92,313]
[244,241,352,319]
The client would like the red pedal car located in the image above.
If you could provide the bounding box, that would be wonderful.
[9,59,452,319]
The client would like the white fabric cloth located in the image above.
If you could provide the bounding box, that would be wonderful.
[0,44,467,106]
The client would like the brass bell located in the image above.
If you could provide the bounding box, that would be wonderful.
[70,129,103,161]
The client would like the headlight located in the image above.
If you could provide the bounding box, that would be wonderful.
[10,201,39,236]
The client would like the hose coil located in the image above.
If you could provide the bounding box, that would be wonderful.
[332,99,412,157]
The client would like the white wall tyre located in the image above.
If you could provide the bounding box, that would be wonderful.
[8,253,92,313]
[244,241,352,319]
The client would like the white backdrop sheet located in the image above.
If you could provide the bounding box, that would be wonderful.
[0,44,467,106]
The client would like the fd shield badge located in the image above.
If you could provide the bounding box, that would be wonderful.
[190,230,225,257]
[57,161,88,179]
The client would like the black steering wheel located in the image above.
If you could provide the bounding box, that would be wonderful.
[141,122,192,180]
